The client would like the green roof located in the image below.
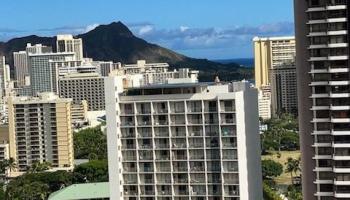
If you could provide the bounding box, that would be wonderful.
[48,182,109,200]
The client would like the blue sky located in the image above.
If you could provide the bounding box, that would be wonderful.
[0,0,294,59]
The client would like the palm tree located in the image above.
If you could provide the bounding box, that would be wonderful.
[6,158,17,174]
[28,161,52,173]
[285,157,301,184]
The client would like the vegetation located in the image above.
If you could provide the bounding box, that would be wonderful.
[263,181,283,200]
[74,126,107,160]
[73,160,108,183]
[4,159,108,199]
[260,113,302,198]
[0,126,110,199]
[285,157,301,184]
[285,185,302,200]
[261,113,299,154]
[262,159,283,179]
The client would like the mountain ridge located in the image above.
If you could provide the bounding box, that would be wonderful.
[0,21,253,82]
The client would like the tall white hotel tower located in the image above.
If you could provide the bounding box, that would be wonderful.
[105,77,263,200]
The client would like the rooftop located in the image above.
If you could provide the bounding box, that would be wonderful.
[48,182,109,200]
[10,93,72,104]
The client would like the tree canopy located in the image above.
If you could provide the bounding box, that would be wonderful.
[262,159,283,179]
[74,126,107,160]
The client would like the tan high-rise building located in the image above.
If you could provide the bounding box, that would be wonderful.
[253,37,296,88]
[8,93,73,174]
[56,35,83,61]
[253,37,297,115]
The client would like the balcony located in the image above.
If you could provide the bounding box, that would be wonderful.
[188,106,202,113]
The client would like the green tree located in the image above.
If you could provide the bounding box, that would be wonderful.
[261,113,299,153]
[6,179,49,200]
[285,157,301,184]
[73,160,108,183]
[27,161,52,173]
[262,159,283,179]
[74,126,107,159]
[285,185,302,200]
[263,181,283,200]
[5,171,73,199]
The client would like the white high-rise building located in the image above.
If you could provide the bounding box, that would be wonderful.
[13,51,28,87]
[28,52,75,95]
[105,78,263,200]
[0,57,10,118]
[56,35,83,61]
[14,44,52,87]
[258,85,272,120]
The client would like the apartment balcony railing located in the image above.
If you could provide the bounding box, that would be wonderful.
[225,190,240,196]
[174,190,189,195]
[173,166,188,172]
[190,155,205,160]
[140,179,154,184]
[124,191,138,196]
[138,121,152,126]
[123,156,137,161]
[122,145,136,150]
[189,131,203,137]
[173,143,187,149]
[156,167,171,172]
[139,144,153,149]
[155,143,170,149]
[158,190,172,196]
[140,191,155,196]
[155,132,169,137]
[223,142,237,148]
[174,178,188,184]
[121,133,135,138]
[223,154,237,160]
[139,155,153,160]
[221,119,235,124]
[190,166,205,172]
[121,122,135,127]
[188,107,202,113]
[138,132,152,138]
[154,121,168,126]
[189,143,204,148]
[224,179,239,184]
[191,178,205,183]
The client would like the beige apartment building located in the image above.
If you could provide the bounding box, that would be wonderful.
[8,93,74,173]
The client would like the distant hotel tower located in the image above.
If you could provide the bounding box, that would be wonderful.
[253,36,298,116]
[295,0,350,199]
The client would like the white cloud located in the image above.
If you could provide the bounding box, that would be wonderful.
[84,24,99,33]
[180,26,189,32]
[138,25,154,35]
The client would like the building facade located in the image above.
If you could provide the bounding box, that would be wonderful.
[58,73,105,111]
[258,85,272,120]
[253,36,298,115]
[295,0,350,199]
[56,35,83,61]
[28,52,75,95]
[8,93,74,174]
[105,78,263,200]
[270,65,298,115]
[14,43,52,87]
